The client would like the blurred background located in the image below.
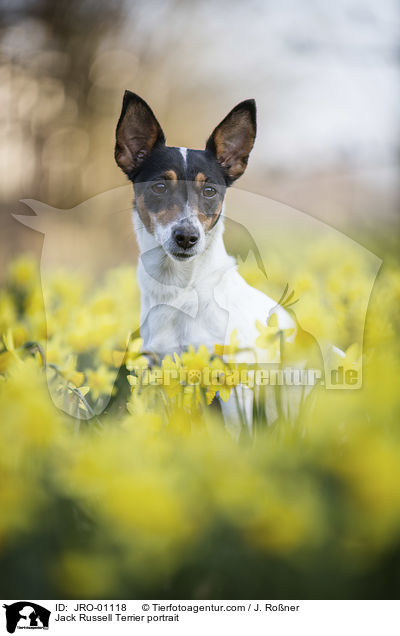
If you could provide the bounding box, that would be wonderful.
[1,0,400,601]
[0,0,399,270]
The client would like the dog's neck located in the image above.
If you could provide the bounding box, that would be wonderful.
[133,208,235,293]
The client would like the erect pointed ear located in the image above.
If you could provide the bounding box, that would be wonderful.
[115,91,165,177]
[206,99,256,183]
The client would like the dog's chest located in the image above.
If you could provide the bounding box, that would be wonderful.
[139,267,230,357]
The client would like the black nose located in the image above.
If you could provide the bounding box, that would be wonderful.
[173,226,199,250]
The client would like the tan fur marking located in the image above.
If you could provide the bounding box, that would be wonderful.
[163,170,178,183]
[136,193,154,233]
[195,172,207,187]
[156,204,181,226]
[136,196,181,233]
[213,129,225,157]
[196,201,222,232]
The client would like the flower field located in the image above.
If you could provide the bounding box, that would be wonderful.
[1,236,400,599]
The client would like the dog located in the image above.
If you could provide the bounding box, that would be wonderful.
[114,91,309,430]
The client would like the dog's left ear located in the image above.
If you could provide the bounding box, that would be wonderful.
[206,99,256,182]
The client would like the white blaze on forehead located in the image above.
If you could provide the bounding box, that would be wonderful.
[179,147,188,168]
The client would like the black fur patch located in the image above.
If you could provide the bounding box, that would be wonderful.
[133,147,227,222]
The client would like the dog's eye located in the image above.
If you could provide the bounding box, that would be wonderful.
[151,182,167,194]
[202,186,217,198]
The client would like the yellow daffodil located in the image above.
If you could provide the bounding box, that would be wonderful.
[0,247,399,599]
[85,364,116,401]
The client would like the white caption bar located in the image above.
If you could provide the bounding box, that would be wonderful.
[1,600,399,635]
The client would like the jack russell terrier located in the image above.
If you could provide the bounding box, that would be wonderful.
[114,91,306,428]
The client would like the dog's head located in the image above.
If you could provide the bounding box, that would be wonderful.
[115,91,256,261]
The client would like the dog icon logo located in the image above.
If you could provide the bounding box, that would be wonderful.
[2,602,50,633]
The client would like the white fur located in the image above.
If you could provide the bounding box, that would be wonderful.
[179,147,188,166]
[133,200,303,435]
[134,205,294,361]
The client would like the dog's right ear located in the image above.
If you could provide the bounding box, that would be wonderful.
[115,91,165,177]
